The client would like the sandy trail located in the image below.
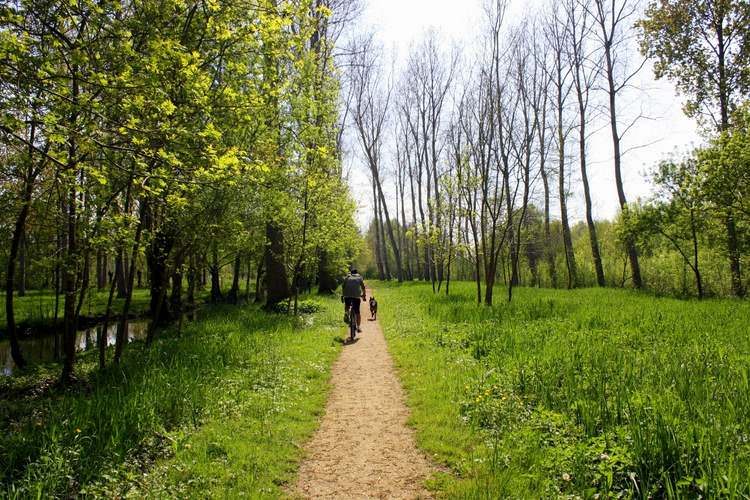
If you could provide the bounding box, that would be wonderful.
[294,289,433,499]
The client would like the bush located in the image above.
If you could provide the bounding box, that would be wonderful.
[270,299,321,315]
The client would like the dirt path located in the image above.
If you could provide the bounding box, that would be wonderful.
[294,289,433,499]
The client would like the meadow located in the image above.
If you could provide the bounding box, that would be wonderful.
[375,281,750,498]
[0,295,341,498]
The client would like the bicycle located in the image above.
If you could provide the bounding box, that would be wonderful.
[346,301,357,342]
[342,294,365,343]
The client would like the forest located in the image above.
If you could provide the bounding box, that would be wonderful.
[354,0,749,304]
[1,0,749,498]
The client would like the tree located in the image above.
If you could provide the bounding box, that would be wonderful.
[545,3,579,289]
[639,0,750,296]
[351,37,404,282]
[591,0,645,288]
[630,156,708,298]
[567,0,606,287]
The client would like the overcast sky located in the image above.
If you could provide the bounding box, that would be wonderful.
[345,0,703,229]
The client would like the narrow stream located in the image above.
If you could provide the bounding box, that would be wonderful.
[0,320,150,376]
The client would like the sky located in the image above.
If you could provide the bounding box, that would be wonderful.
[345,0,703,229]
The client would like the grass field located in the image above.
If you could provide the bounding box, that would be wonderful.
[0,295,341,498]
[374,281,750,498]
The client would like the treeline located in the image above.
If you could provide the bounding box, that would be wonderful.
[0,0,360,382]
[354,0,749,303]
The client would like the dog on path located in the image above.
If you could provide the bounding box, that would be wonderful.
[369,296,378,320]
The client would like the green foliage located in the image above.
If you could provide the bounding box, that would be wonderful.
[376,281,750,498]
[699,104,750,226]
[269,299,322,314]
[639,0,750,128]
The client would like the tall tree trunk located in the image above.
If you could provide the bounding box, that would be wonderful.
[146,210,174,325]
[5,190,33,369]
[60,186,78,384]
[115,202,145,362]
[170,251,184,313]
[227,253,241,304]
[398,173,413,280]
[187,254,196,308]
[98,257,119,369]
[408,160,422,280]
[376,189,392,280]
[556,55,578,289]
[540,162,557,287]
[264,222,289,308]
[96,250,107,289]
[603,39,642,288]
[374,175,404,282]
[245,256,252,301]
[210,246,223,303]
[115,251,127,298]
[18,230,26,297]
[690,214,704,299]
[372,180,385,280]
[254,257,265,303]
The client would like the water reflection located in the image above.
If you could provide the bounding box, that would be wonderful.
[0,320,150,376]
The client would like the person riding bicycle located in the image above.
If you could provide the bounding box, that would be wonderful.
[342,268,366,332]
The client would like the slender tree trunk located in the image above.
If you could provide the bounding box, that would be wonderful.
[170,252,184,313]
[376,189,392,280]
[60,186,78,384]
[540,164,557,287]
[115,251,127,298]
[96,250,106,289]
[556,55,578,289]
[408,161,422,280]
[18,230,26,297]
[115,205,145,362]
[187,254,196,308]
[603,42,642,288]
[579,122,605,287]
[372,180,385,280]
[255,257,265,303]
[227,253,241,304]
[98,258,119,369]
[691,215,703,299]
[575,79,605,287]
[5,194,33,369]
[210,246,223,303]
[245,256,252,301]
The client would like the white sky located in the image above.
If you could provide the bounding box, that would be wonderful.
[345,0,703,229]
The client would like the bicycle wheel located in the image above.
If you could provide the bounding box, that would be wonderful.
[349,310,356,341]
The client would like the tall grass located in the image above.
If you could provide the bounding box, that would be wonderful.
[0,296,341,498]
[375,281,750,498]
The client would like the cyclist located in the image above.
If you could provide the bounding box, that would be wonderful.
[342,268,366,332]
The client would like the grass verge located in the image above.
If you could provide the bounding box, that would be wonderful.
[1,295,341,498]
[375,281,750,498]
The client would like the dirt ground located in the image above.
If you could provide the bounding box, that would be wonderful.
[294,290,433,499]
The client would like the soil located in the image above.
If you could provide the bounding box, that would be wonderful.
[294,289,433,499]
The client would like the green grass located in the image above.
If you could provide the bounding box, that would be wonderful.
[0,295,341,498]
[374,280,750,498]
